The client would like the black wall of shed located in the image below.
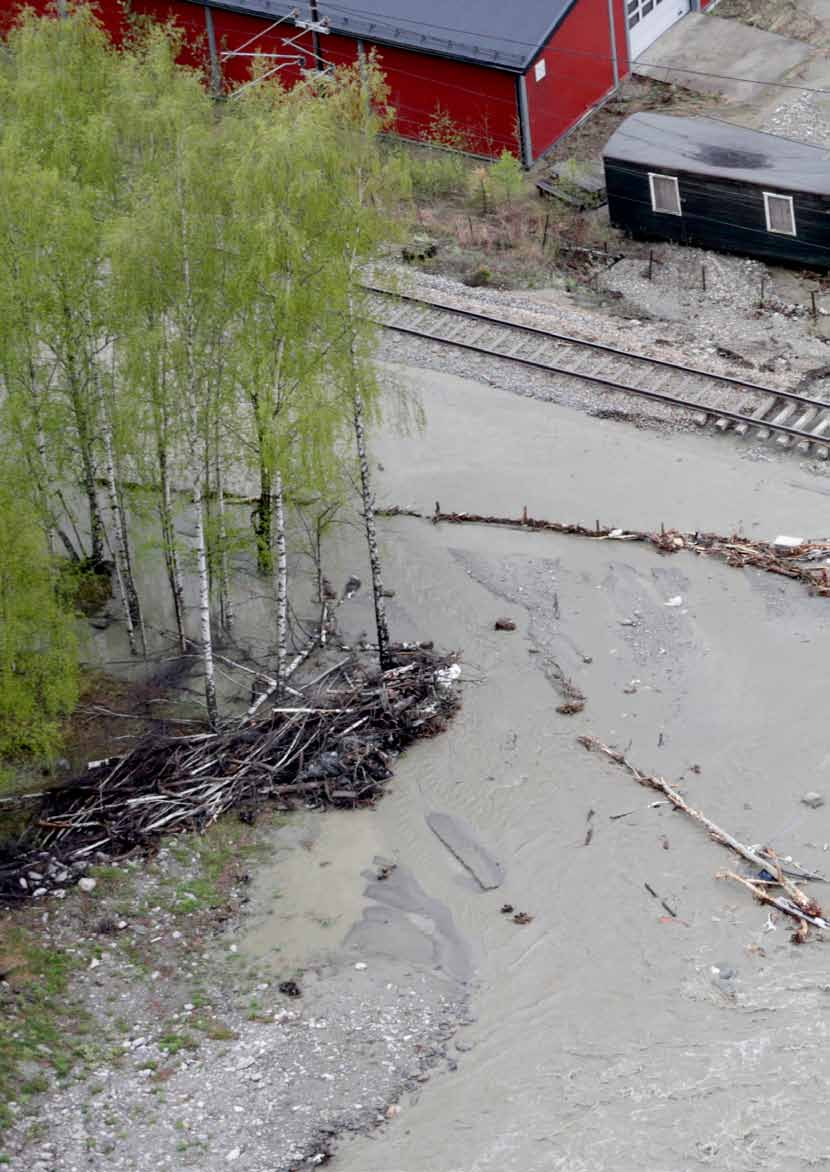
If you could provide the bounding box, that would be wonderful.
[604,159,830,269]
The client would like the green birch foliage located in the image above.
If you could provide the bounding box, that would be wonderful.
[0,466,78,767]
[0,9,123,563]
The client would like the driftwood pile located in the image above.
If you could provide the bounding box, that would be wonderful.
[380,505,830,599]
[0,646,460,903]
[580,736,829,939]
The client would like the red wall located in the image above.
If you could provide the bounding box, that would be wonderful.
[524,0,621,160]
[1,0,520,158]
[361,41,519,157]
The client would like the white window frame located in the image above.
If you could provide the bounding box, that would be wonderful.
[763,191,796,237]
[648,172,681,216]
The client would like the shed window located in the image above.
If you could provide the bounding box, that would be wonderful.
[534,58,546,82]
[648,173,681,216]
[763,191,796,236]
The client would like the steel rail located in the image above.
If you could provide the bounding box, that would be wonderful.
[366,284,830,416]
[373,316,826,442]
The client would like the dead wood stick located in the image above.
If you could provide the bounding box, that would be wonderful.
[578,736,826,885]
[718,871,830,929]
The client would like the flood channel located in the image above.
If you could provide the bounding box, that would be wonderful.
[237,364,830,1172]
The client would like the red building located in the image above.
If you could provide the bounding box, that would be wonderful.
[5,0,713,162]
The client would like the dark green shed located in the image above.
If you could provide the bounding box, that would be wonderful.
[603,113,830,269]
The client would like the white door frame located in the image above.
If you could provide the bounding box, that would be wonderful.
[625,0,692,60]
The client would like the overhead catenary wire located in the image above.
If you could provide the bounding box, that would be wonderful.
[257,0,830,99]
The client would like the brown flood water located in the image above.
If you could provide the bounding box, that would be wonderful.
[249,366,830,1172]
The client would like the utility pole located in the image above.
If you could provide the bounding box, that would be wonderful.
[309,1,324,71]
[204,6,223,99]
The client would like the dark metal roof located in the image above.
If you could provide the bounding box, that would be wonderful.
[604,113,830,197]
[207,0,575,70]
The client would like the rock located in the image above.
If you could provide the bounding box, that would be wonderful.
[77,877,97,894]
[278,979,302,997]
[385,1104,401,1118]
[226,1149,241,1163]
[802,791,825,809]
[494,617,516,631]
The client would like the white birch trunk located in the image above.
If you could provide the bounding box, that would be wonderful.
[153,390,187,652]
[63,331,105,564]
[215,429,233,633]
[273,468,288,694]
[178,169,217,725]
[352,386,392,670]
[95,373,144,657]
[193,479,218,728]
[159,460,187,653]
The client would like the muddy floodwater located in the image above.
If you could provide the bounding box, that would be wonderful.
[242,365,830,1172]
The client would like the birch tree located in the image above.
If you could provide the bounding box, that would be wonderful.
[225,89,365,687]
[0,457,78,769]
[310,59,406,670]
[0,8,146,659]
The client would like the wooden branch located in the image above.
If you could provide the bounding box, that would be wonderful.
[719,871,830,930]
[578,736,826,884]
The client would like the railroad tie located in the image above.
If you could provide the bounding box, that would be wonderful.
[777,406,819,447]
[757,400,796,440]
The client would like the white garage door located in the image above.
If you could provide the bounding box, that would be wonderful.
[627,0,690,59]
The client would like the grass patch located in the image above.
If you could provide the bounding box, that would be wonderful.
[0,922,89,1130]
[159,815,269,917]
[192,1017,237,1041]
[157,1032,199,1056]
[86,864,131,895]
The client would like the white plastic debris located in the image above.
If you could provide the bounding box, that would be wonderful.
[354,962,368,971]
[665,596,683,608]
[435,663,461,690]
[773,535,804,550]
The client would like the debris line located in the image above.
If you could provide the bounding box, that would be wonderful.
[378,505,830,599]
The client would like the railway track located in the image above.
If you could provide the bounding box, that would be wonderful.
[367,286,830,457]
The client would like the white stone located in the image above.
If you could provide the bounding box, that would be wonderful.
[78,877,97,893]
[226,1149,241,1163]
